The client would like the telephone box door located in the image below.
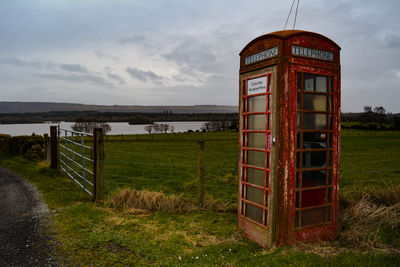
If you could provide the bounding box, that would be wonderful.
[291,65,340,240]
[238,66,277,248]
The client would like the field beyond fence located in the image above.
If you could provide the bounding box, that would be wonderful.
[103,131,239,203]
[101,130,400,204]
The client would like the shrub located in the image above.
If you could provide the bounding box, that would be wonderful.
[71,121,112,135]
[0,135,44,160]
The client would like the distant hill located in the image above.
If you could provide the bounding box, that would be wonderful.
[0,102,238,114]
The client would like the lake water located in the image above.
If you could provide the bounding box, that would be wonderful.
[0,121,206,136]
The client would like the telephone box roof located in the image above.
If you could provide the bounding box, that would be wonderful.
[239,30,341,56]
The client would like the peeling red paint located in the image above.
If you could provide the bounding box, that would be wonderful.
[239,30,341,247]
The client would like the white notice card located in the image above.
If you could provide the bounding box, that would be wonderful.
[247,76,267,95]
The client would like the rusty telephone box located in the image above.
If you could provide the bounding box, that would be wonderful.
[238,30,341,247]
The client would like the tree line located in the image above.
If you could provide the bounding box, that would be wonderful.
[342,106,400,130]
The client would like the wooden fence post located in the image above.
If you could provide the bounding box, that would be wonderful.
[50,126,58,169]
[93,128,104,202]
[198,141,206,207]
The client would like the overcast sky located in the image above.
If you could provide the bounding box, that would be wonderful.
[0,0,399,112]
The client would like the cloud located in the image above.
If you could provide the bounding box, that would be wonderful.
[59,63,88,73]
[162,38,217,74]
[0,57,89,73]
[119,35,147,44]
[126,67,166,84]
[35,73,113,88]
[0,56,124,87]
[107,73,126,85]
[0,57,44,68]
[93,50,120,62]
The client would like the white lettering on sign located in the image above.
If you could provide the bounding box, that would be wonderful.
[292,46,334,61]
[245,46,278,65]
[247,76,267,95]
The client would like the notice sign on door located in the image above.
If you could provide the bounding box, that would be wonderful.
[247,76,267,95]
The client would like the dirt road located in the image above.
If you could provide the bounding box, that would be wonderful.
[0,166,58,266]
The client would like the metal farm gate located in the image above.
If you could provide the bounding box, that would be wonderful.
[57,126,103,201]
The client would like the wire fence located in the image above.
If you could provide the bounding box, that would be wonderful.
[102,138,239,203]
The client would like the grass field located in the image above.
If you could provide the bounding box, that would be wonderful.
[0,129,399,266]
[103,130,400,203]
[340,130,400,198]
[103,132,238,202]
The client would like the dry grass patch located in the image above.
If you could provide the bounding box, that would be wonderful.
[107,188,230,213]
[295,190,400,256]
[108,188,196,213]
[338,196,400,251]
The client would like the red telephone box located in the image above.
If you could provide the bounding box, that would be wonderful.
[238,30,341,247]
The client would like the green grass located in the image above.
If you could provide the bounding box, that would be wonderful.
[102,130,400,203]
[0,130,399,265]
[103,132,238,202]
[340,130,400,199]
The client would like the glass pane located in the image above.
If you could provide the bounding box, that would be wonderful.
[248,115,266,130]
[302,170,326,187]
[297,113,301,129]
[328,188,332,203]
[297,133,301,149]
[245,203,263,223]
[304,75,314,91]
[301,207,325,226]
[268,75,272,92]
[297,152,302,169]
[247,150,265,167]
[295,211,300,227]
[316,76,327,92]
[268,95,271,111]
[248,96,266,113]
[303,132,327,148]
[246,186,264,205]
[328,169,332,185]
[303,141,326,150]
[303,94,327,111]
[303,113,327,130]
[302,151,326,168]
[247,133,265,148]
[247,168,265,187]
[302,189,326,207]
[327,206,332,221]
[296,172,302,188]
[297,94,301,109]
[297,73,302,90]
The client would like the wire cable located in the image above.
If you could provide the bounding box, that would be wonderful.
[293,0,300,29]
[284,0,296,30]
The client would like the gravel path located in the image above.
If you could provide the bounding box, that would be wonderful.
[0,166,58,266]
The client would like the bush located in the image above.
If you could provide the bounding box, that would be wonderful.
[0,134,11,156]
[71,121,112,134]
[0,135,44,160]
